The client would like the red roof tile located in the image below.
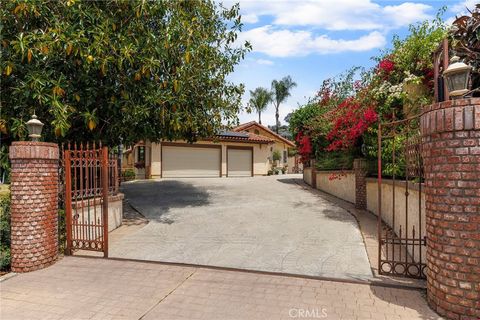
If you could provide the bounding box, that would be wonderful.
[233,121,295,147]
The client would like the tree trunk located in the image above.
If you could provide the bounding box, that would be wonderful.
[275,107,279,133]
[258,112,262,124]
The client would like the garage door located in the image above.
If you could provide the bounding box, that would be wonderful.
[162,145,221,178]
[227,148,253,177]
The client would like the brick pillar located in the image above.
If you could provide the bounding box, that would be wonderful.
[354,158,367,210]
[421,98,480,320]
[9,142,59,273]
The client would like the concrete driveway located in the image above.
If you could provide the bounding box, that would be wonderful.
[110,175,373,280]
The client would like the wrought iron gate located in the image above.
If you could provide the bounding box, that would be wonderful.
[377,114,426,279]
[63,143,117,257]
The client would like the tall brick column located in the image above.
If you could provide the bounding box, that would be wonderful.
[420,98,480,320]
[9,142,59,272]
[353,158,367,210]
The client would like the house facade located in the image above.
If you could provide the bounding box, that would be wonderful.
[122,122,298,179]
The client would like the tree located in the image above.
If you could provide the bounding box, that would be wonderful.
[271,76,296,133]
[0,0,251,146]
[248,87,272,124]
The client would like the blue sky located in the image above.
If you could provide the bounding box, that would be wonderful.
[227,0,477,126]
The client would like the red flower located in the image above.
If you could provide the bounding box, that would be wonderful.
[378,59,395,75]
[296,131,312,162]
[324,98,377,151]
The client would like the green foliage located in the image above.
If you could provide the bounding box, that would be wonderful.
[272,150,281,161]
[390,9,447,77]
[0,146,10,183]
[248,87,272,124]
[58,209,66,254]
[316,151,355,171]
[0,191,11,271]
[123,169,135,181]
[1,0,251,146]
[450,5,480,96]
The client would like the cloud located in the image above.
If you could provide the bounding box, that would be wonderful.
[242,13,259,24]
[238,26,386,57]
[232,0,433,30]
[255,59,274,65]
[450,0,478,13]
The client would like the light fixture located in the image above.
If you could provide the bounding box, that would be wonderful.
[443,56,472,99]
[26,113,44,141]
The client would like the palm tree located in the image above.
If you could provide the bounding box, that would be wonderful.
[271,76,297,133]
[249,87,272,124]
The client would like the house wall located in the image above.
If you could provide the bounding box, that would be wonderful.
[244,128,293,168]
[150,140,270,178]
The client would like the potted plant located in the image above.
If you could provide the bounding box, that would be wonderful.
[272,150,281,167]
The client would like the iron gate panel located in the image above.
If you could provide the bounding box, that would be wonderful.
[64,143,110,257]
[377,114,427,279]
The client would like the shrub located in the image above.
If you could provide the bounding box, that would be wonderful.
[0,190,11,271]
[272,150,281,161]
[123,169,135,181]
[58,209,66,254]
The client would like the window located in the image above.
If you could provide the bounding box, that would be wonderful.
[254,129,260,135]
[283,150,287,163]
[137,146,145,162]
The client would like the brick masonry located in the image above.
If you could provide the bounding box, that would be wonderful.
[9,141,59,273]
[420,98,480,320]
[353,158,367,210]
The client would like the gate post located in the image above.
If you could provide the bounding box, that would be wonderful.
[421,98,480,319]
[8,142,59,272]
[353,158,367,210]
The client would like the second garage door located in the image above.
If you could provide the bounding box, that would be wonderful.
[227,147,253,177]
[162,145,221,178]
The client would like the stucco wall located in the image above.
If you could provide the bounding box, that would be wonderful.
[303,167,312,186]
[72,193,124,233]
[302,171,426,263]
[315,171,355,204]
[149,141,270,178]
[366,178,426,263]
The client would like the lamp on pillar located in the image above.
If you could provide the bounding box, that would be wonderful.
[26,113,44,141]
[443,56,472,99]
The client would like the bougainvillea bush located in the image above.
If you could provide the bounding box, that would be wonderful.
[289,12,447,175]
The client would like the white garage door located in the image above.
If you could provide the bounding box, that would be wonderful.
[162,145,221,178]
[227,148,253,177]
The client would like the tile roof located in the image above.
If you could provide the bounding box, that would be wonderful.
[214,131,274,144]
[233,121,295,147]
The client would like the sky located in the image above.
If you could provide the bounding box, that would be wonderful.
[226,0,478,126]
